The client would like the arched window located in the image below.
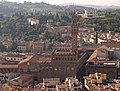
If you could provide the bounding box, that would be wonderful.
[68,58,70,60]
[56,57,58,60]
[74,58,76,60]
[65,58,66,60]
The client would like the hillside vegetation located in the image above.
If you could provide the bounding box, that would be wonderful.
[0,1,88,16]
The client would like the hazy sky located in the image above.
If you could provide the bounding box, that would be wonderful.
[8,0,120,6]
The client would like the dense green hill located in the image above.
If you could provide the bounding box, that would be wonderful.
[0,1,88,16]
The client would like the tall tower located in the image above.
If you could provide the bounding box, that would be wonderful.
[95,31,98,44]
[71,11,78,52]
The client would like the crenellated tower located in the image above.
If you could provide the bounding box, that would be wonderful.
[71,11,78,52]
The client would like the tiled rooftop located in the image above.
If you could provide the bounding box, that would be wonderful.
[0,64,18,68]
[56,84,68,89]
[87,46,119,62]
[18,55,33,64]
[11,74,32,82]
[19,55,52,65]
[5,53,25,58]
[53,49,76,55]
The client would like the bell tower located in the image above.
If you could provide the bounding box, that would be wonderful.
[71,11,78,52]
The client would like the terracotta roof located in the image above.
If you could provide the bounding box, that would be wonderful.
[42,50,53,56]
[87,49,98,62]
[110,83,120,90]
[18,55,33,64]
[87,46,114,62]
[34,83,43,91]
[19,55,52,65]
[57,84,68,89]
[43,78,60,81]
[11,74,32,82]
[66,77,75,80]
[5,53,25,58]
[39,57,51,62]
[0,64,18,68]
[87,46,119,63]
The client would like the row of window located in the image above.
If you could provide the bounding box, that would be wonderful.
[18,47,27,50]
[21,67,75,72]
[55,57,76,61]
[6,57,23,61]
[41,67,75,71]
[54,53,75,55]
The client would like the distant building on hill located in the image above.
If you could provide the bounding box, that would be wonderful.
[78,8,99,18]
[27,18,39,26]
[17,41,30,52]
[31,41,45,53]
